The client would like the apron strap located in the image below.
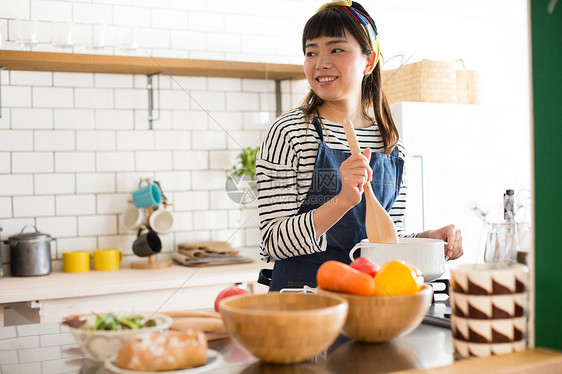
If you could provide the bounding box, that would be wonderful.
[312,117,325,142]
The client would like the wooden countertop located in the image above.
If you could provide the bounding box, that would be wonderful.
[0,262,270,304]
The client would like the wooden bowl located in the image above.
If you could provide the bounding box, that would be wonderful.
[219,292,348,364]
[318,286,432,343]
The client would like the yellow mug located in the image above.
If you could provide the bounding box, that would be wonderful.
[63,251,90,273]
[93,249,123,271]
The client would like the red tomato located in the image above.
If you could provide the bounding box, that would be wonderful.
[350,257,381,277]
[214,286,249,312]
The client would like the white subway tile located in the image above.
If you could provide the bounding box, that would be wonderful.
[33,87,73,108]
[35,131,75,151]
[0,174,33,196]
[153,8,188,29]
[31,0,72,22]
[75,88,113,109]
[135,151,172,171]
[13,196,55,217]
[0,350,18,364]
[19,346,61,363]
[192,210,227,230]
[154,131,190,150]
[0,326,15,340]
[0,218,35,238]
[12,152,54,173]
[134,27,170,49]
[116,131,153,150]
[170,0,205,11]
[41,358,82,373]
[210,190,239,210]
[73,3,112,24]
[208,77,241,92]
[76,130,116,151]
[189,91,224,111]
[96,152,135,172]
[78,215,117,236]
[226,92,260,111]
[3,86,32,107]
[76,173,115,193]
[243,79,275,93]
[0,108,10,129]
[210,228,244,248]
[53,72,94,87]
[171,76,206,91]
[95,74,133,88]
[191,131,226,150]
[260,92,276,111]
[116,172,152,193]
[242,34,275,55]
[229,207,259,228]
[159,90,190,110]
[11,108,52,129]
[0,1,29,18]
[94,0,131,4]
[207,32,241,53]
[114,6,151,27]
[191,170,225,190]
[245,227,260,246]
[39,332,75,347]
[98,234,135,254]
[226,130,261,149]
[95,109,134,129]
[159,234,174,253]
[2,362,42,374]
[172,111,207,130]
[54,109,95,130]
[114,89,145,109]
[10,71,52,86]
[172,211,192,231]
[36,216,77,238]
[56,195,96,215]
[153,171,190,191]
[243,111,273,130]
[173,150,208,170]
[189,11,223,32]
[0,197,11,218]
[0,335,39,350]
[170,30,205,50]
[56,237,96,255]
[174,191,208,210]
[0,153,9,173]
[97,193,129,214]
[207,111,243,131]
[209,150,238,170]
[175,230,210,242]
[225,14,259,34]
[55,152,95,172]
[34,174,75,195]
[0,130,33,151]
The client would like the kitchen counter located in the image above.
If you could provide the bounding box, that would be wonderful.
[0,321,454,373]
[0,261,272,326]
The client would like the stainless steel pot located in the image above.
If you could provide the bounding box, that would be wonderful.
[6,225,55,277]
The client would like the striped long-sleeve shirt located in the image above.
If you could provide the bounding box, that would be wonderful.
[256,108,409,261]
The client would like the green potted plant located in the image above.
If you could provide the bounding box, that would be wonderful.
[225,147,259,205]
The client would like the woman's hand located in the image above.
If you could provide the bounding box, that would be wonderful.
[338,148,372,208]
[418,224,463,260]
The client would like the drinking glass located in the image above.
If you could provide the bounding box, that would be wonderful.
[52,22,73,48]
[484,223,519,264]
[15,20,39,47]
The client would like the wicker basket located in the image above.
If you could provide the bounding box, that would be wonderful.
[381,59,479,105]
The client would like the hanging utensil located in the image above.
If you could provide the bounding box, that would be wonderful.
[343,119,398,244]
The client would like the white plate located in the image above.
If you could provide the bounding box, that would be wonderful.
[104,349,223,374]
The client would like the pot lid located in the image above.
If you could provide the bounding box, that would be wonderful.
[10,225,52,242]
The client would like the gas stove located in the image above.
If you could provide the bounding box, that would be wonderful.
[423,279,451,328]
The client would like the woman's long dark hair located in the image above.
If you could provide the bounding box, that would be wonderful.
[301,2,398,154]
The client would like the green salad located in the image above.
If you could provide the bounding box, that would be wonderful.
[63,313,157,331]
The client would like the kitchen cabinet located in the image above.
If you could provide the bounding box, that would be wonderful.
[0,262,271,326]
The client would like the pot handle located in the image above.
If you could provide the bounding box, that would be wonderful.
[349,242,367,261]
[20,225,39,233]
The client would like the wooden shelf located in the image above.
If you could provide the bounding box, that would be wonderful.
[0,50,306,80]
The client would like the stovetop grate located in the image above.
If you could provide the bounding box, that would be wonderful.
[423,279,451,328]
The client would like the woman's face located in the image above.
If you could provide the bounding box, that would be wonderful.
[303,32,371,106]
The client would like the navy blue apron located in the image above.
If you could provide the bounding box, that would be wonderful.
[267,117,404,291]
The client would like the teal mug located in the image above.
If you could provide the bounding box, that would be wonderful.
[132,180,162,208]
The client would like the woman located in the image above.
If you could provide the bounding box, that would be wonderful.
[256,0,463,291]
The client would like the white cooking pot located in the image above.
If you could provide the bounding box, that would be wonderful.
[349,238,447,282]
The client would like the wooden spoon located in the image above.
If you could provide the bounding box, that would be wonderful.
[343,119,399,244]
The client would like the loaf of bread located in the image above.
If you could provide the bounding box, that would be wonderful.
[117,330,207,371]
